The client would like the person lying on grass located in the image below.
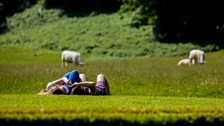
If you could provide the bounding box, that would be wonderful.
[38,70,110,95]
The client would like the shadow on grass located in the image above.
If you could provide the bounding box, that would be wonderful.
[1,116,223,126]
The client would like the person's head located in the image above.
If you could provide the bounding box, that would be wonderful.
[52,86,66,95]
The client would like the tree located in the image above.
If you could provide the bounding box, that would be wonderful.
[153,0,224,47]
[0,0,36,33]
[120,0,224,47]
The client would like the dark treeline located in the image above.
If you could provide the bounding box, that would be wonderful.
[121,0,224,47]
[0,0,224,47]
[45,0,121,12]
[154,0,224,47]
[0,0,35,16]
[0,0,36,33]
[0,0,121,32]
[44,0,122,17]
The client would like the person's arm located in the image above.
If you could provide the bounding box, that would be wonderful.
[70,81,95,88]
[46,78,64,89]
[61,77,75,87]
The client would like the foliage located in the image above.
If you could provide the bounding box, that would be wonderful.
[0,6,219,58]
[120,0,224,47]
[119,0,156,27]
[0,0,37,32]
[1,0,224,48]
[44,0,121,13]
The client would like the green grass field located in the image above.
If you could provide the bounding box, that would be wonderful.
[0,47,224,125]
[0,4,224,125]
[1,95,224,125]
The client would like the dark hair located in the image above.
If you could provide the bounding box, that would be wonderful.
[71,86,91,95]
[52,88,65,95]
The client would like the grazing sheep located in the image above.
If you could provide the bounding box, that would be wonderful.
[177,58,192,66]
[61,50,84,67]
[189,49,206,65]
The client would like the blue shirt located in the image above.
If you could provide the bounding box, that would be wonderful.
[63,70,80,94]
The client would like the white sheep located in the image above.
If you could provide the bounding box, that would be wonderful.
[189,49,206,65]
[61,50,84,67]
[177,58,192,66]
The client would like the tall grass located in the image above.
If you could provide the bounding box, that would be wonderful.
[0,47,224,125]
[0,47,224,98]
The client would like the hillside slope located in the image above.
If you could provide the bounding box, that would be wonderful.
[0,5,218,58]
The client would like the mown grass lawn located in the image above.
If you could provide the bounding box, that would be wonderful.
[1,95,224,126]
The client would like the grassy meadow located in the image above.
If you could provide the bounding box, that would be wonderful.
[0,47,224,125]
[0,4,224,126]
[1,47,224,97]
[0,5,219,57]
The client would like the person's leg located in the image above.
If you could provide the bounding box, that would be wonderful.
[79,73,86,82]
[64,83,71,94]
[96,74,110,95]
[61,70,80,94]
[46,78,64,89]
[71,73,86,95]
[68,70,81,84]
[77,73,95,95]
